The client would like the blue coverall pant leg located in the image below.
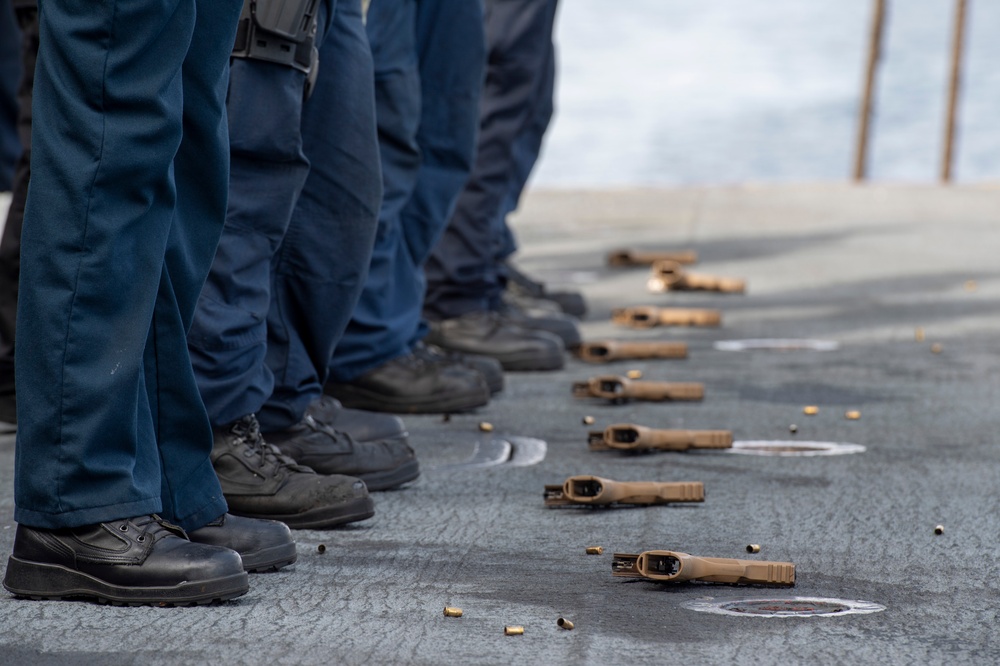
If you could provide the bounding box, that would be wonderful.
[0,0,19,191]
[423,0,558,319]
[0,5,36,405]
[329,0,485,382]
[494,0,558,273]
[189,0,381,431]
[15,0,241,531]
[261,0,381,431]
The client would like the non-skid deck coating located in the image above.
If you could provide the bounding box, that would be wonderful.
[2,183,1000,664]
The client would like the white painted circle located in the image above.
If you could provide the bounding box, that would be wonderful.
[728,440,866,457]
[713,339,840,351]
[683,596,886,618]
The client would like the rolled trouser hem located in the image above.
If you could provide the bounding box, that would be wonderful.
[13,497,162,530]
[173,496,229,533]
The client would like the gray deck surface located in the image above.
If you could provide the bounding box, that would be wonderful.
[1,184,998,664]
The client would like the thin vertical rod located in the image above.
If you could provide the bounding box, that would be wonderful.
[853,0,887,182]
[941,0,968,183]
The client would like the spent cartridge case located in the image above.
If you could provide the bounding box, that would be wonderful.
[443,607,463,617]
[572,376,704,403]
[607,249,698,267]
[545,475,704,507]
[612,550,795,586]
[504,626,524,636]
[576,340,688,363]
[647,260,746,294]
[557,618,575,630]
[611,306,721,329]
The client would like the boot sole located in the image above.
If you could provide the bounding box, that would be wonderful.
[240,541,299,573]
[231,496,376,530]
[2,557,249,606]
[328,384,489,414]
[357,459,420,492]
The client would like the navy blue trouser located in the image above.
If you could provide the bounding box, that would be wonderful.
[494,1,557,267]
[15,0,242,530]
[423,0,559,319]
[188,0,381,431]
[0,5,35,402]
[0,0,20,190]
[328,0,485,382]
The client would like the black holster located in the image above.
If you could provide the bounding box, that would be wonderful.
[232,0,320,75]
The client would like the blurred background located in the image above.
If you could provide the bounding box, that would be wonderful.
[533,0,1000,187]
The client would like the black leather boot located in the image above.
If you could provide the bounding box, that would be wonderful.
[325,351,490,414]
[212,415,375,529]
[414,342,505,395]
[3,515,248,605]
[424,311,565,371]
[496,302,581,349]
[504,262,588,317]
[305,395,407,442]
[266,414,419,491]
[188,513,296,573]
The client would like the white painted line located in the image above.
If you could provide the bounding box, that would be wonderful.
[713,339,840,351]
[728,440,866,457]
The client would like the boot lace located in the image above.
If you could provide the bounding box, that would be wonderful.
[228,414,306,471]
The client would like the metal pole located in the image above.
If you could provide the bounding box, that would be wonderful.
[853,0,887,182]
[941,0,969,183]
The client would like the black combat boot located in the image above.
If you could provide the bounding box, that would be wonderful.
[3,515,248,605]
[425,310,565,371]
[188,513,296,573]
[325,350,490,414]
[265,414,419,491]
[212,415,374,529]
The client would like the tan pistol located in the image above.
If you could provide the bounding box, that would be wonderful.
[572,375,704,403]
[611,306,721,328]
[646,260,746,294]
[588,424,733,452]
[611,550,795,586]
[607,249,699,267]
[544,475,704,507]
[576,340,688,363]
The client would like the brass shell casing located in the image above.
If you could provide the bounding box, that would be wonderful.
[504,626,524,636]
[443,607,463,617]
[557,618,575,630]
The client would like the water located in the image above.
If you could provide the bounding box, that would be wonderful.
[534,0,1000,186]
